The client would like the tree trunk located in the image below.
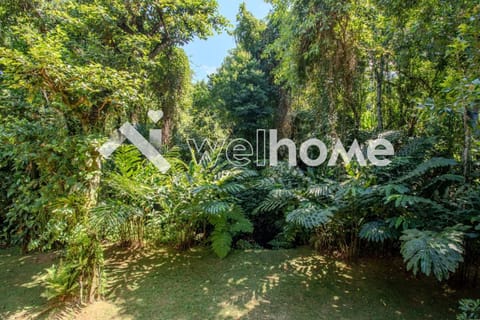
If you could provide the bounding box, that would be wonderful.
[375,55,384,132]
[463,106,472,180]
[276,88,292,139]
[161,113,174,146]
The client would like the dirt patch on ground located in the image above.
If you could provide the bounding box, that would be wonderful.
[31,251,60,264]
[58,300,133,320]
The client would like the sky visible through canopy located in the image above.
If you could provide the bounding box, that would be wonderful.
[184,0,271,81]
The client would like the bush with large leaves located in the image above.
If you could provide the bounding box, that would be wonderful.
[96,146,254,258]
[400,228,464,281]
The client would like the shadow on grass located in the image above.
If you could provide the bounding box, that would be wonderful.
[74,246,477,320]
[0,248,57,319]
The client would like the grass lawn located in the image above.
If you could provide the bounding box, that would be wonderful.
[0,246,477,319]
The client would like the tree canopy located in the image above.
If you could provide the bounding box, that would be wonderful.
[0,0,479,313]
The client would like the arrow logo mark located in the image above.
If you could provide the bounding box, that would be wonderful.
[99,112,171,173]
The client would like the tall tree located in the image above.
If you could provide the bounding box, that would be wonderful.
[0,0,226,300]
[269,0,367,140]
[208,4,277,141]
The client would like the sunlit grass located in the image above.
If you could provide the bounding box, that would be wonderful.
[1,247,477,319]
[0,248,56,319]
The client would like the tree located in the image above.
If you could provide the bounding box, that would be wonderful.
[210,49,274,140]
[268,0,367,139]
[207,4,277,141]
[0,0,226,301]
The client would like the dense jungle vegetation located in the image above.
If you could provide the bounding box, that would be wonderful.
[0,0,479,318]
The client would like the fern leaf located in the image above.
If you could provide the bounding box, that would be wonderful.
[400,228,464,281]
[270,189,295,199]
[307,184,337,197]
[378,184,410,197]
[220,182,246,194]
[286,206,337,229]
[422,174,465,190]
[397,157,457,183]
[387,195,447,212]
[228,211,253,234]
[359,221,396,243]
[255,177,280,189]
[211,230,232,259]
[255,188,295,213]
[203,201,230,215]
[397,137,435,158]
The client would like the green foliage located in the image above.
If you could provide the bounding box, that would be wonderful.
[255,188,296,213]
[91,145,160,246]
[359,221,396,243]
[0,109,102,250]
[204,4,279,141]
[1,0,480,309]
[189,159,255,257]
[0,0,227,303]
[457,299,480,320]
[43,226,104,302]
[396,157,458,183]
[98,145,254,258]
[234,3,267,58]
[177,81,230,147]
[209,48,275,140]
[286,206,336,229]
[252,164,312,248]
[209,210,253,258]
[210,229,233,259]
[254,162,371,255]
[400,228,464,281]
